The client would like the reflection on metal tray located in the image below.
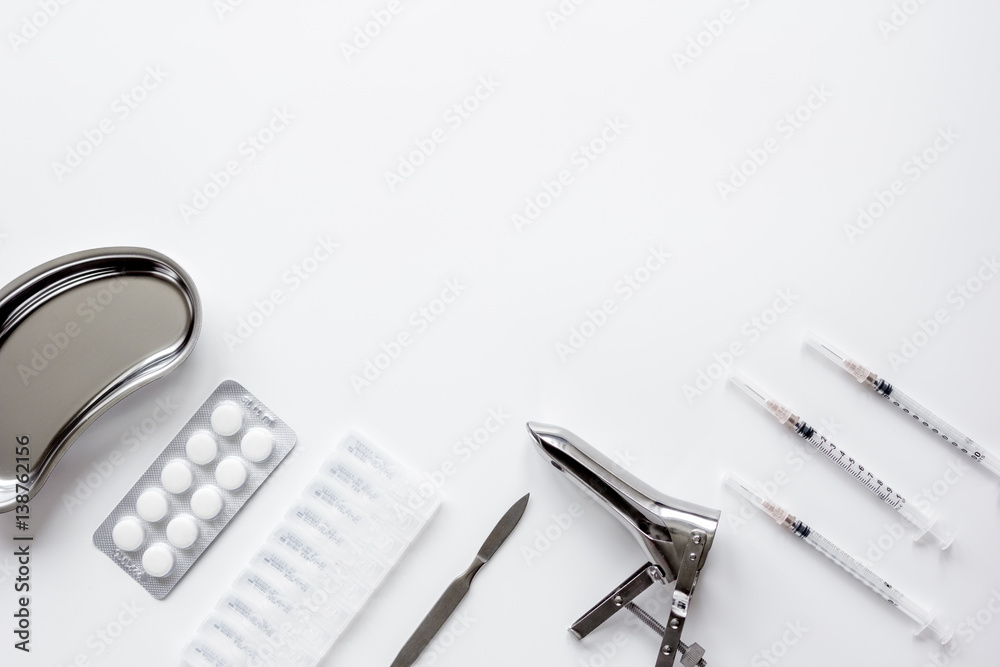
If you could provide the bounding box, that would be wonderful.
[0,247,201,513]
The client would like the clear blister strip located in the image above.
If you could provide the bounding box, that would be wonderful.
[232,568,352,639]
[287,500,391,584]
[198,612,316,667]
[322,458,428,541]
[338,433,435,516]
[252,546,371,612]
[184,431,441,667]
[303,479,406,562]
[93,380,297,599]
[218,591,331,659]
[183,637,236,667]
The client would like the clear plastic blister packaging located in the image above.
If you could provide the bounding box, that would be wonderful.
[183,431,442,667]
[93,380,297,599]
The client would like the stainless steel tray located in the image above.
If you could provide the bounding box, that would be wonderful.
[0,247,202,513]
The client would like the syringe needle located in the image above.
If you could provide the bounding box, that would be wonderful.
[728,369,953,548]
[723,472,953,644]
[804,331,1000,481]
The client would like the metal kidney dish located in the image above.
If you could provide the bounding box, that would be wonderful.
[0,247,201,513]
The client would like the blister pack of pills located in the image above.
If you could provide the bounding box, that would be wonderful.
[182,431,441,667]
[94,380,297,599]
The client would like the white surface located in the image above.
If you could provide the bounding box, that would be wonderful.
[1,1,999,666]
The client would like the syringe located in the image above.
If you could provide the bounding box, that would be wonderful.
[722,472,953,644]
[804,331,1000,479]
[728,370,953,548]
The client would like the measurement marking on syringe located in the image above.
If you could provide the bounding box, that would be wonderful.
[728,370,953,548]
[806,433,905,508]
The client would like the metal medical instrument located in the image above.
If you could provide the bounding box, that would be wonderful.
[0,247,201,513]
[528,422,720,667]
[805,331,1000,479]
[389,493,529,667]
[728,370,953,548]
[724,471,952,643]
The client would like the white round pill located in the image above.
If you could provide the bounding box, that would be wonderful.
[166,515,200,549]
[136,489,169,522]
[112,517,145,551]
[211,403,243,436]
[185,432,218,465]
[142,543,175,577]
[215,457,248,491]
[161,459,193,494]
[191,486,224,520]
[240,428,274,462]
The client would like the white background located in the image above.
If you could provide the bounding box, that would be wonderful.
[2,1,999,666]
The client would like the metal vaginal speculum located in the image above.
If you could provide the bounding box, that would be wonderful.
[527,422,720,667]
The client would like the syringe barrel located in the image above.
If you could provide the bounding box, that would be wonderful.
[883,384,999,477]
[801,530,951,642]
[802,529,890,600]
[795,428,952,545]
